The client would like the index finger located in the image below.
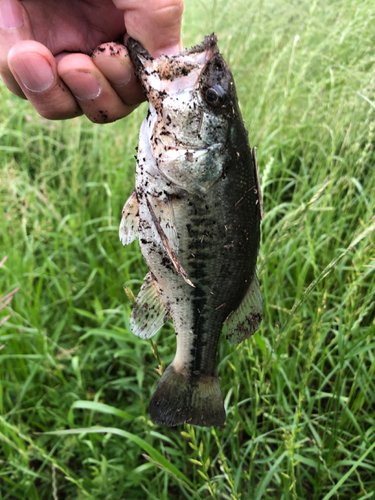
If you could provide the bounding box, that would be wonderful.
[113,0,183,57]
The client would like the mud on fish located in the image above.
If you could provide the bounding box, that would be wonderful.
[120,34,263,427]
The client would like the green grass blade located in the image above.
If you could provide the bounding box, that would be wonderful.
[322,440,375,500]
[71,401,134,420]
[45,426,194,487]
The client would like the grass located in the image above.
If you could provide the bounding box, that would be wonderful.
[0,0,375,498]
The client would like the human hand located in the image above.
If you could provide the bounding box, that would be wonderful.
[0,0,183,123]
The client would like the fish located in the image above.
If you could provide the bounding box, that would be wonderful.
[120,34,263,427]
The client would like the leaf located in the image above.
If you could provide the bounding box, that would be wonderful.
[254,451,288,500]
[71,401,134,420]
[79,328,130,342]
[45,426,194,488]
[322,440,375,500]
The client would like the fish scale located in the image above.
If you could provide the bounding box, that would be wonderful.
[173,192,253,374]
[120,34,263,427]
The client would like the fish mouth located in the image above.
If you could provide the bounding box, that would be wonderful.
[127,33,218,77]
[127,34,219,98]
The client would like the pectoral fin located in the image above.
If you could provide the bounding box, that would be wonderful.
[147,195,179,252]
[130,273,170,339]
[119,190,139,246]
[226,274,262,345]
[146,195,194,288]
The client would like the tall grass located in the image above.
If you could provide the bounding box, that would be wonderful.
[1,0,374,498]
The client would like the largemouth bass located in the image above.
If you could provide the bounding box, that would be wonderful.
[120,34,263,427]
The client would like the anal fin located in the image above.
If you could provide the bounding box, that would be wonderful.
[130,273,170,339]
[226,274,262,345]
[119,190,139,246]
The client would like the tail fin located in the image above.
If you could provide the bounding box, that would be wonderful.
[149,364,226,427]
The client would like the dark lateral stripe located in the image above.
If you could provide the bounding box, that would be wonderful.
[146,195,195,288]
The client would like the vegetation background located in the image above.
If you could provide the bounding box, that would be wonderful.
[1,0,375,498]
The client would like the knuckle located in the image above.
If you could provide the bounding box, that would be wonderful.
[36,107,63,120]
[86,104,137,124]
[158,0,184,11]
[36,104,81,121]
[153,0,184,20]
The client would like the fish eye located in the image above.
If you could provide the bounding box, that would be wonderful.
[204,85,225,107]
[206,88,219,103]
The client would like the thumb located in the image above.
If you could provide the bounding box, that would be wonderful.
[113,0,183,57]
[0,0,35,97]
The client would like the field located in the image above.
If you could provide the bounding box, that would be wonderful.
[1,0,375,498]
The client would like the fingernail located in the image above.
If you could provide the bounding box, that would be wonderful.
[153,44,181,58]
[61,71,101,100]
[11,53,54,92]
[0,0,24,29]
[95,57,132,86]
